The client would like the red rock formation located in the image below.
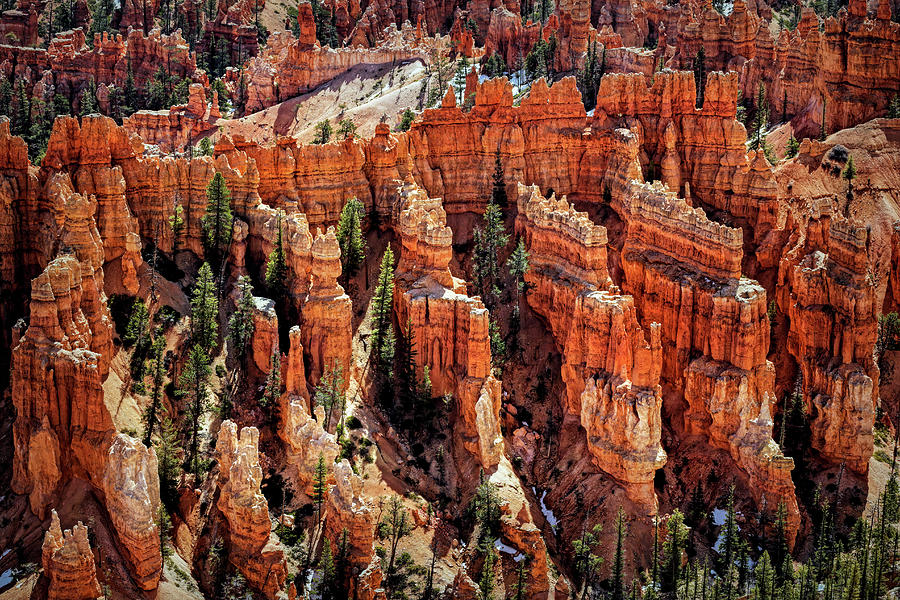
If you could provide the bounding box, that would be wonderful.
[124,83,222,152]
[238,29,425,113]
[302,226,352,387]
[392,180,503,468]
[777,203,877,474]
[515,183,665,513]
[41,510,103,600]
[618,179,800,544]
[217,421,288,599]
[593,71,779,241]
[667,0,900,137]
[0,5,38,46]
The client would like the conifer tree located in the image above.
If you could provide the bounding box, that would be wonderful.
[395,319,420,416]
[168,200,185,255]
[319,539,336,600]
[337,197,365,282]
[663,510,688,592]
[472,202,509,309]
[693,46,706,109]
[378,495,413,594]
[313,452,329,517]
[313,365,345,432]
[751,82,769,151]
[156,412,182,507]
[612,507,627,600]
[507,238,530,299]
[512,555,529,600]
[228,276,255,358]
[491,147,507,210]
[573,521,604,600]
[756,551,775,600]
[179,344,211,473]
[142,336,166,446]
[477,547,497,600]
[201,172,233,266]
[265,210,287,299]
[12,80,29,138]
[842,155,857,199]
[0,78,11,117]
[371,247,396,378]
[260,349,281,407]
[190,262,219,353]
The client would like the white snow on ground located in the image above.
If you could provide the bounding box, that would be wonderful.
[532,487,559,530]
[0,569,15,588]
[712,508,727,526]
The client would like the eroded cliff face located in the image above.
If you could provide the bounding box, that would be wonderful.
[777,204,878,474]
[217,421,288,599]
[666,0,899,137]
[392,179,503,468]
[515,183,666,514]
[41,510,103,600]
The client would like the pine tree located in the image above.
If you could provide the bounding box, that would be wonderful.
[179,344,211,473]
[693,46,706,109]
[228,276,255,358]
[168,201,184,255]
[201,172,233,266]
[371,247,396,378]
[142,336,166,446]
[265,210,288,299]
[751,82,769,151]
[842,155,857,198]
[472,202,509,309]
[12,80,29,138]
[260,349,281,407]
[313,452,329,516]
[477,547,497,600]
[506,238,530,298]
[313,120,332,144]
[319,538,336,600]
[612,507,627,600]
[337,197,365,282]
[490,147,507,210]
[0,78,12,117]
[786,135,800,158]
[88,0,114,35]
[573,522,604,600]
[756,551,775,600]
[313,365,344,432]
[190,262,219,353]
[123,58,140,115]
[512,555,529,600]
[156,412,182,507]
[395,319,420,417]
[663,510,689,591]
[378,495,413,593]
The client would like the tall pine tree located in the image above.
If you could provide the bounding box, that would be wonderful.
[201,172,233,266]
[336,197,365,282]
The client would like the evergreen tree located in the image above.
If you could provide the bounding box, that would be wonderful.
[693,46,706,108]
[313,365,345,432]
[123,58,140,115]
[228,276,255,358]
[394,319,422,417]
[472,202,509,309]
[889,94,900,119]
[313,120,332,144]
[336,197,365,281]
[612,507,627,600]
[201,172,233,265]
[338,117,356,139]
[142,336,166,446]
[156,413,182,507]
[79,79,99,116]
[319,538,336,600]
[506,238,530,298]
[378,495,413,596]
[755,551,775,600]
[190,262,219,353]
[179,344,211,473]
[491,147,507,210]
[313,452,329,516]
[0,78,12,117]
[371,247,396,378]
[265,210,288,299]
[88,0,115,36]
[751,82,769,151]
[572,522,604,600]
[512,555,529,600]
[662,510,689,592]
[260,348,281,407]
[477,547,497,600]
[12,80,29,138]
[842,155,857,198]
[168,200,185,255]
[786,135,800,158]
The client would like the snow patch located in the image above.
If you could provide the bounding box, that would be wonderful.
[532,487,559,530]
[0,569,14,589]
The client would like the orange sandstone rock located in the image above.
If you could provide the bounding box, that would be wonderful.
[42,510,103,600]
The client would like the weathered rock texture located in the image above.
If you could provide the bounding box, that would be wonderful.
[515,183,665,513]
[217,421,288,599]
[593,71,779,241]
[42,510,103,600]
[392,180,503,468]
[124,83,222,152]
[777,202,877,474]
[666,0,899,137]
